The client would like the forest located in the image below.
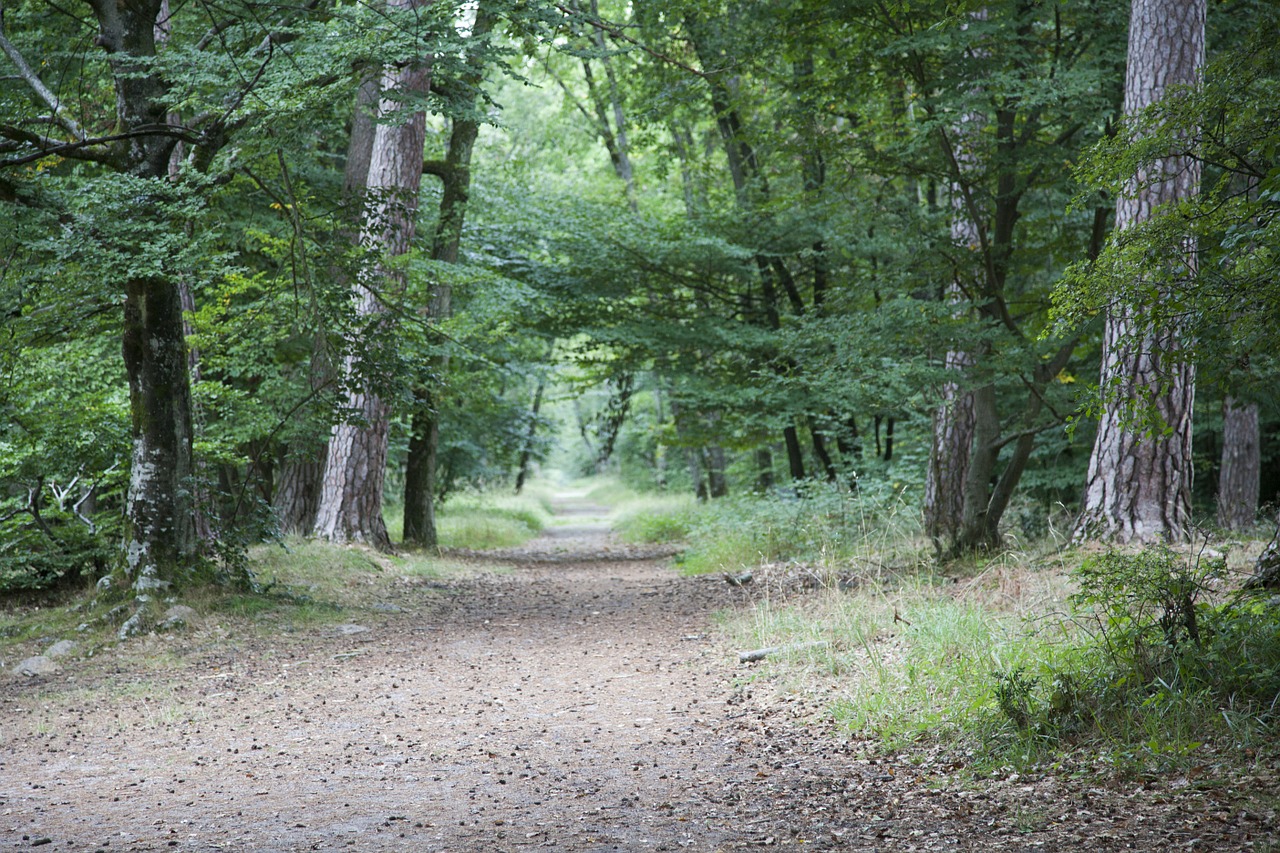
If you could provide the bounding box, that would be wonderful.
[4,0,1280,824]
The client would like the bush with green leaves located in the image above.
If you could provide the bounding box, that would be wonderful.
[988,547,1280,766]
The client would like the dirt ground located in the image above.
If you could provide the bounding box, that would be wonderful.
[2,497,1276,851]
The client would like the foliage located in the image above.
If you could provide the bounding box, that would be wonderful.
[983,547,1280,769]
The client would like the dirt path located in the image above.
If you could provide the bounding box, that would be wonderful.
[2,496,1271,851]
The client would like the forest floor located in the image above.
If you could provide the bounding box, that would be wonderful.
[2,494,1276,851]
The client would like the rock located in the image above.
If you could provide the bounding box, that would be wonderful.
[372,603,403,613]
[159,605,197,631]
[45,640,77,659]
[332,624,370,635]
[118,610,148,640]
[14,656,59,677]
[102,604,130,625]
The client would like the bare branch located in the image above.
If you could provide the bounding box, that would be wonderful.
[0,31,88,142]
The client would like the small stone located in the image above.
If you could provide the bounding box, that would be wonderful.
[118,610,148,640]
[45,640,77,658]
[159,605,197,631]
[332,624,370,635]
[372,603,403,613]
[14,656,59,677]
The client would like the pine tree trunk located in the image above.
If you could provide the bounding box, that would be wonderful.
[1075,0,1204,544]
[1218,396,1260,531]
[313,19,429,549]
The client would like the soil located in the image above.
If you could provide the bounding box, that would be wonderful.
[2,496,1276,851]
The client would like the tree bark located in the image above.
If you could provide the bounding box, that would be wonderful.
[1075,0,1204,544]
[923,25,983,551]
[96,0,201,598]
[314,9,430,550]
[1218,396,1260,531]
[275,77,379,536]
[514,377,547,495]
[122,274,198,591]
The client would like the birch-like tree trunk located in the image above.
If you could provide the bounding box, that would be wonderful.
[1075,0,1204,544]
[314,11,430,549]
[1217,396,1260,531]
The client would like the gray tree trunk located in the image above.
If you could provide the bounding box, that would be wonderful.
[1075,0,1204,544]
[314,13,430,549]
[275,78,380,536]
[1217,396,1260,531]
[98,0,201,603]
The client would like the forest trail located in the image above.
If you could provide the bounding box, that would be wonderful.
[1,495,1261,851]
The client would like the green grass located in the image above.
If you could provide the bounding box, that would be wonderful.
[611,493,699,544]
[721,535,1280,775]
[677,480,922,575]
[386,486,555,550]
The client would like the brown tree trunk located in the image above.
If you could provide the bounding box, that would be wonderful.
[924,36,983,551]
[1218,396,1260,531]
[1075,0,1204,544]
[314,12,430,549]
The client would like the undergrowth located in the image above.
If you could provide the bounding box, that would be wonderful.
[677,479,920,575]
[716,522,1280,775]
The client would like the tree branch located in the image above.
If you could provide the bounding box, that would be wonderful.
[0,31,88,142]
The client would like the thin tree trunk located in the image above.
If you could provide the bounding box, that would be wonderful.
[1075,0,1204,544]
[402,8,493,548]
[314,9,430,550]
[1218,396,1260,531]
[514,377,547,495]
[755,448,775,492]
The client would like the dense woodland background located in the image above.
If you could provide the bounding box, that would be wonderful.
[2,0,1279,606]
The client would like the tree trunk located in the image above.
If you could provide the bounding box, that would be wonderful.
[96,0,203,602]
[402,9,493,547]
[1218,396,1260,531]
[755,447,775,492]
[923,34,983,551]
[705,446,729,499]
[1075,0,1204,544]
[314,13,430,550]
[275,77,379,536]
[122,275,199,591]
[514,378,547,495]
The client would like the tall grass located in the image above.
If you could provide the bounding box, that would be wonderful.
[723,537,1280,775]
[678,480,921,575]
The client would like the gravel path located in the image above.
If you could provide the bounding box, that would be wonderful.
[1,496,1272,851]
